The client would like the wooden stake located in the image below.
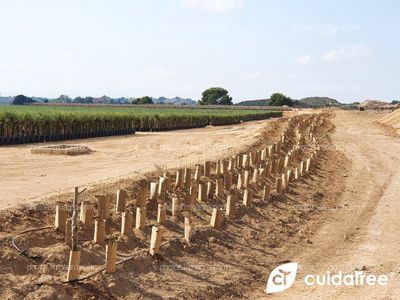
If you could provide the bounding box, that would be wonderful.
[259,168,266,181]
[190,185,197,202]
[242,154,249,169]
[55,202,67,232]
[249,152,256,167]
[136,207,147,229]
[96,195,109,220]
[80,201,93,227]
[225,194,236,217]
[243,189,252,207]
[282,173,287,191]
[158,177,166,202]
[215,178,223,196]
[224,172,232,191]
[265,162,271,178]
[270,159,276,174]
[237,155,243,169]
[184,168,192,188]
[252,168,259,185]
[261,149,267,161]
[137,185,148,208]
[276,178,283,194]
[105,242,117,273]
[262,185,270,202]
[204,161,211,177]
[171,197,181,219]
[150,182,158,202]
[306,158,311,173]
[268,146,273,157]
[94,219,105,244]
[184,216,192,243]
[163,172,171,191]
[210,208,223,229]
[149,226,163,256]
[71,187,80,251]
[237,173,243,190]
[198,182,207,201]
[65,218,72,247]
[215,160,222,175]
[175,169,185,189]
[157,204,166,224]
[66,247,80,282]
[207,181,215,199]
[221,160,228,175]
[273,142,278,154]
[183,194,192,212]
[294,167,299,180]
[121,211,133,236]
[286,169,292,184]
[228,157,235,171]
[284,155,290,169]
[243,170,250,188]
[194,165,203,181]
[116,190,127,213]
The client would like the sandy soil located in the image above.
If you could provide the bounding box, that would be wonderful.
[251,110,400,299]
[0,118,284,210]
[1,110,399,299]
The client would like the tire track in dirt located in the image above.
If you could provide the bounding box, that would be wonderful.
[254,111,400,299]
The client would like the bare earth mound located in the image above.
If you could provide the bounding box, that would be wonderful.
[376,108,400,134]
[31,145,92,156]
[360,99,392,110]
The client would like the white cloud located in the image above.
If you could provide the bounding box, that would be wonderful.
[182,0,243,12]
[296,54,314,65]
[322,43,369,62]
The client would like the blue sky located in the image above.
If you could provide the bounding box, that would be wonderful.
[0,0,399,103]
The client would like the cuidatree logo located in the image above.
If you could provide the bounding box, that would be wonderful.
[265,262,298,294]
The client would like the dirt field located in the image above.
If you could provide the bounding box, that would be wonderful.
[0,118,285,210]
[1,110,399,299]
[252,110,400,299]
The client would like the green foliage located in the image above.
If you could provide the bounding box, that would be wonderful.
[391,100,399,105]
[199,87,232,105]
[234,100,266,106]
[0,106,281,140]
[12,95,36,105]
[267,93,293,107]
[131,96,153,105]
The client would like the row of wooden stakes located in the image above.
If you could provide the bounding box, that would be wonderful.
[60,112,325,281]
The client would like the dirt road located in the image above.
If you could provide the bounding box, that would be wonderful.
[254,111,400,299]
[0,119,282,209]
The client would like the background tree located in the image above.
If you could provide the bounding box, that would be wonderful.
[12,94,35,105]
[199,87,232,105]
[267,92,293,106]
[73,96,84,103]
[131,96,154,105]
[83,96,94,104]
[58,95,72,103]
